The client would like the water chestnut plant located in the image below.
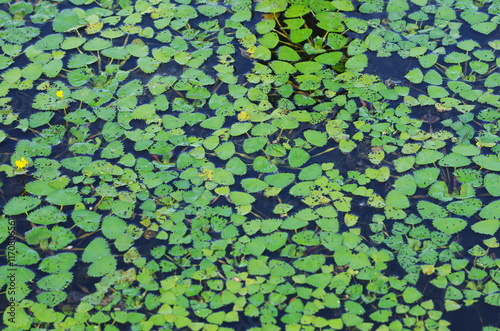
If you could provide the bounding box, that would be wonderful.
[0,0,499,329]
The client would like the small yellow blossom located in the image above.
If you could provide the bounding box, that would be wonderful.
[237,110,251,121]
[198,169,214,181]
[56,90,64,99]
[15,157,28,169]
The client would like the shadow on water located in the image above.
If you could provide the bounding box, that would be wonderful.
[445,302,500,329]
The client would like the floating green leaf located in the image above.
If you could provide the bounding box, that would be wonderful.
[253,156,278,173]
[292,230,320,246]
[255,0,288,13]
[402,286,423,304]
[289,181,314,197]
[293,255,325,273]
[303,130,328,147]
[39,253,77,274]
[385,190,410,209]
[15,242,40,265]
[393,156,415,173]
[471,22,497,35]
[471,219,500,235]
[215,142,235,160]
[472,154,500,171]
[37,272,73,291]
[446,199,482,217]
[243,137,267,154]
[444,52,471,64]
[3,196,41,215]
[405,68,423,84]
[484,173,500,197]
[413,167,440,188]
[480,200,500,219]
[345,54,368,70]
[264,173,295,188]
[417,201,447,219]
[229,191,256,206]
[393,175,417,196]
[0,0,499,328]
[485,73,500,88]
[248,259,270,275]
[36,291,67,308]
[438,153,471,167]
[433,218,467,234]
[288,148,310,167]
[241,178,269,193]
[82,237,111,263]
[53,9,82,32]
[226,157,247,175]
[71,210,101,232]
[88,255,117,277]
[27,206,66,225]
[46,188,82,206]
[485,293,500,307]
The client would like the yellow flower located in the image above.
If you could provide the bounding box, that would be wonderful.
[15,157,28,169]
[56,90,64,99]
[198,169,214,181]
[237,111,251,121]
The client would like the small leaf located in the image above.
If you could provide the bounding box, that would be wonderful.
[248,259,270,275]
[37,272,73,291]
[292,230,320,246]
[438,153,471,167]
[473,154,500,171]
[484,173,500,197]
[264,173,295,188]
[241,178,269,193]
[480,200,500,219]
[345,53,368,70]
[46,188,82,206]
[27,206,66,225]
[485,293,500,307]
[229,191,256,206]
[417,201,447,219]
[4,196,41,215]
[433,218,467,234]
[255,0,288,13]
[36,291,67,307]
[471,219,500,235]
[253,156,278,173]
[471,22,497,35]
[405,68,423,84]
[446,199,482,217]
[393,175,417,196]
[293,254,325,273]
[394,156,415,172]
[15,242,41,265]
[88,255,117,277]
[39,253,77,274]
[402,286,423,304]
[243,137,267,154]
[82,237,111,263]
[71,210,101,232]
[413,167,440,188]
[53,9,82,32]
[288,148,310,167]
[197,4,227,17]
[303,130,328,147]
[385,190,410,209]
